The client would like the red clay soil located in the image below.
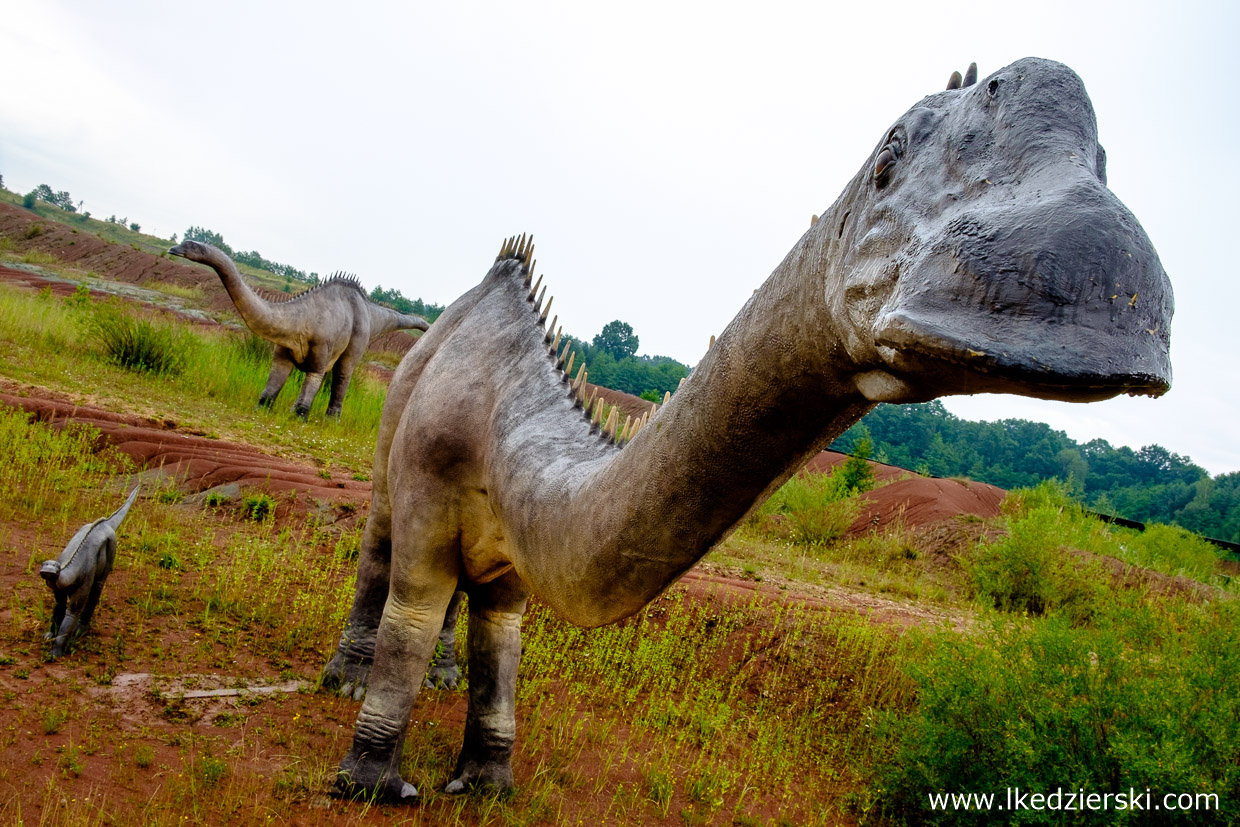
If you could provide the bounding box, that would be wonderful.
[0,384,370,522]
[809,451,1006,534]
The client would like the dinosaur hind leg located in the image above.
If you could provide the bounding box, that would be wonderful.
[259,348,295,409]
[446,570,530,794]
[325,352,361,419]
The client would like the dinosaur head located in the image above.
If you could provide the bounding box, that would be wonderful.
[168,239,213,262]
[828,58,1172,404]
[39,559,62,588]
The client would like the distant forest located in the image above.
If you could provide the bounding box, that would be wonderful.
[831,402,1240,543]
[561,320,690,400]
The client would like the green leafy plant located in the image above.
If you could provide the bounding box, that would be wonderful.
[87,300,197,378]
[241,493,276,522]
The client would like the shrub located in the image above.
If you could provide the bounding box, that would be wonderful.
[758,470,861,546]
[873,602,1240,826]
[1120,523,1224,583]
[968,504,1106,625]
[242,493,276,522]
[87,301,196,377]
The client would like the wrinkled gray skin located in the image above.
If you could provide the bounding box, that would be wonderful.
[325,59,1174,803]
[41,486,139,659]
[169,240,430,419]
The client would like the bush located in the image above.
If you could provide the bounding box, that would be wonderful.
[242,493,276,522]
[87,301,196,377]
[968,503,1106,625]
[1120,523,1224,583]
[873,602,1240,826]
[757,470,861,546]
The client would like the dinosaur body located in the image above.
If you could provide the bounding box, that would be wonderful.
[326,59,1173,801]
[41,486,139,659]
[169,241,430,419]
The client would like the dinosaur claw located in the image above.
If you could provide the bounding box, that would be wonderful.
[444,778,466,795]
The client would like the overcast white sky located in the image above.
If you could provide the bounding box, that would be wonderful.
[2,1,1237,475]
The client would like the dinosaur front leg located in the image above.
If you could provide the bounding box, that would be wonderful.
[425,591,464,689]
[292,371,326,420]
[259,348,295,409]
[49,609,80,659]
[446,571,530,794]
[334,566,458,803]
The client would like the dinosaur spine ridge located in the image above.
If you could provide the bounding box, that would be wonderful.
[255,271,369,305]
[495,232,661,447]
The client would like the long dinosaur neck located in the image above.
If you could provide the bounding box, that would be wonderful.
[518,207,875,626]
[197,247,291,342]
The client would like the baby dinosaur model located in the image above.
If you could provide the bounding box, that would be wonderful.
[325,58,1174,801]
[169,240,430,419]
[41,486,139,659]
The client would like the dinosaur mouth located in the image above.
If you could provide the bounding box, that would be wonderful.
[873,309,1172,403]
[870,178,1174,404]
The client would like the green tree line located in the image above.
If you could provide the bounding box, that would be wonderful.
[831,401,1240,542]
[561,320,689,399]
[367,286,445,323]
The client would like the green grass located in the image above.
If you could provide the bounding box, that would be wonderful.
[0,282,384,475]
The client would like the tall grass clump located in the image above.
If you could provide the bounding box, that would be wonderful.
[87,300,197,378]
[0,283,85,354]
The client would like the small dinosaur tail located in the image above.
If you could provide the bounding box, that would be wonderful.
[105,485,140,530]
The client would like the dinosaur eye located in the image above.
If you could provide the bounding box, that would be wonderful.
[874,146,898,187]
[987,78,999,98]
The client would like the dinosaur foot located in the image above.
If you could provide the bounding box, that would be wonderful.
[333,752,418,804]
[292,405,311,421]
[423,662,461,690]
[321,651,372,701]
[444,758,515,795]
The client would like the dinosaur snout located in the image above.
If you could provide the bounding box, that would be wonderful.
[874,174,1173,401]
[40,560,62,587]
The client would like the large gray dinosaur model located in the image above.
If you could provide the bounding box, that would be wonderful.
[325,58,1174,801]
[41,486,139,659]
[169,241,430,419]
